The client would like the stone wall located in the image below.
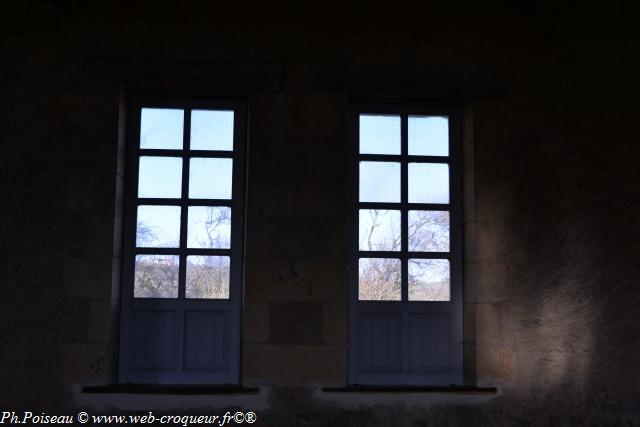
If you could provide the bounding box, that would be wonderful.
[2,2,639,425]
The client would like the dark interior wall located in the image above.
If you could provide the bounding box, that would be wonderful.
[2,2,639,425]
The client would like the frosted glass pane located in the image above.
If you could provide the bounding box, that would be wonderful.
[408,163,449,204]
[359,114,400,154]
[189,158,233,199]
[359,210,401,251]
[408,259,450,301]
[408,211,449,252]
[136,205,181,248]
[359,162,400,203]
[134,255,179,298]
[186,256,230,299]
[408,116,448,156]
[187,206,231,249]
[140,108,183,150]
[359,258,401,301]
[191,110,234,151]
[138,157,182,199]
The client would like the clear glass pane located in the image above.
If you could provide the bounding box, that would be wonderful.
[138,157,182,199]
[358,258,401,301]
[186,256,230,299]
[190,110,234,151]
[189,158,233,199]
[408,116,448,156]
[408,211,450,252]
[359,114,401,155]
[359,210,401,251]
[140,108,183,150]
[359,161,401,203]
[134,255,179,298]
[136,205,181,248]
[408,163,449,204]
[408,259,450,301]
[187,206,231,249]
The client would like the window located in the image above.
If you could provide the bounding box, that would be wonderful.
[118,98,246,384]
[348,104,463,385]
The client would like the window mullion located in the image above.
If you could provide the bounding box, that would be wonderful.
[401,114,408,302]
[178,109,191,300]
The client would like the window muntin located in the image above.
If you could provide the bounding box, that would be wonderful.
[130,107,237,300]
[119,99,245,385]
[356,113,452,302]
[348,104,463,386]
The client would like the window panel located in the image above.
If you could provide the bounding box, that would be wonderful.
[134,255,179,298]
[138,157,183,199]
[408,210,450,252]
[359,114,401,155]
[186,256,230,299]
[191,110,234,151]
[189,158,233,199]
[187,206,231,249]
[140,108,183,150]
[408,116,448,156]
[358,258,401,301]
[408,259,450,301]
[136,205,181,248]
[359,161,401,203]
[408,163,449,204]
[359,209,401,251]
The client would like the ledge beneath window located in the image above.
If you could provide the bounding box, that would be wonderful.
[322,385,497,394]
[82,384,260,395]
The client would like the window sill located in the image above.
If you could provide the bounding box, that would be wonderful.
[82,384,260,395]
[321,385,497,394]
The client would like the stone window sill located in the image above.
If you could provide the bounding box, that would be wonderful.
[82,384,260,395]
[321,385,497,394]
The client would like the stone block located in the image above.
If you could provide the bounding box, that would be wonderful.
[247,175,346,220]
[245,218,346,260]
[476,344,517,385]
[241,344,345,386]
[322,302,347,345]
[58,344,115,384]
[63,257,112,299]
[88,298,119,344]
[475,303,504,345]
[244,259,346,302]
[243,302,270,343]
[269,301,322,345]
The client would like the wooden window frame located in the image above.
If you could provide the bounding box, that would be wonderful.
[347,102,463,385]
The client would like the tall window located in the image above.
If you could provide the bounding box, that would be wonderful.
[118,98,245,384]
[348,104,462,385]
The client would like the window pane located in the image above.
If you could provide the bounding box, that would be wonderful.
[189,158,233,199]
[134,255,179,298]
[187,206,231,249]
[358,258,401,301]
[408,116,448,156]
[408,259,450,301]
[186,256,230,299]
[138,157,182,199]
[359,161,401,203]
[408,163,449,204]
[408,211,449,252]
[136,205,181,248]
[140,108,183,150]
[359,114,400,155]
[191,110,234,151]
[359,210,401,251]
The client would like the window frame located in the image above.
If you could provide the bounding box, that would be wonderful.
[117,96,246,384]
[347,102,463,385]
